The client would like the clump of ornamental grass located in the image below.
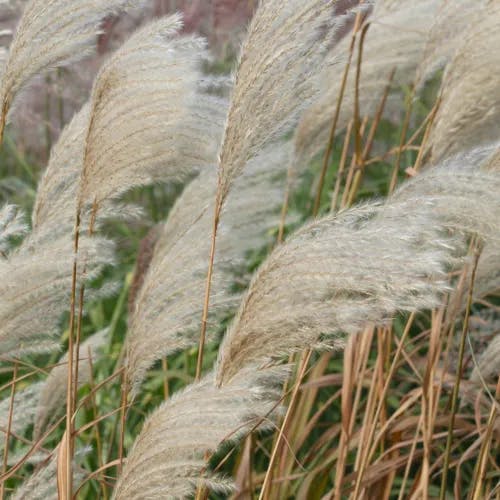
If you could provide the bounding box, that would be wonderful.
[0,0,499,499]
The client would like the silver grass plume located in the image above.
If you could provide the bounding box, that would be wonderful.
[426,3,500,163]
[11,447,86,500]
[217,156,500,384]
[78,14,225,208]
[34,330,108,439]
[294,0,439,168]
[31,104,90,233]
[33,17,224,238]
[126,143,292,394]
[415,0,488,88]
[113,368,284,500]
[0,381,42,454]
[0,0,147,138]
[29,103,144,244]
[0,204,27,255]
[11,454,60,500]
[215,0,338,205]
[0,234,114,357]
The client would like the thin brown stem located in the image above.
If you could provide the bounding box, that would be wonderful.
[389,86,415,195]
[195,203,220,381]
[351,312,416,498]
[312,9,366,216]
[0,362,17,500]
[259,349,312,500]
[439,242,482,500]
[65,207,81,500]
[330,120,353,213]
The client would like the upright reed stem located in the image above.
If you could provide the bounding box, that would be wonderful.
[65,207,81,500]
[0,361,18,500]
[439,241,482,500]
[312,7,366,216]
[196,202,221,380]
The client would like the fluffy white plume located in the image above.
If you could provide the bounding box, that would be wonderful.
[79,15,225,207]
[0,0,147,134]
[426,3,500,162]
[294,0,439,167]
[0,381,42,455]
[216,0,337,203]
[11,447,86,500]
[126,143,292,393]
[0,234,114,357]
[113,368,283,500]
[217,154,500,384]
[34,330,108,439]
[415,0,487,88]
[31,104,90,233]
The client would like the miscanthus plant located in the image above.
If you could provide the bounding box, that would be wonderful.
[0,0,498,499]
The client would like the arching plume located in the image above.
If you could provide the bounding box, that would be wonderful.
[294,0,439,168]
[113,368,283,500]
[0,234,114,357]
[217,156,500,384]
[126,143,292,393]
[34,330,109,439]
[0,0,148,139]
[78,15,225,208]
[426,3,500,162]
[415,0,488,88]
[215,0,338,205]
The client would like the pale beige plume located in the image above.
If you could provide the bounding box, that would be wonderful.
[0,0,147,137]
[0,234,114,356]
[217,153,500,384]
[113,368,283,500]
[294,0,439,168]
[126,143,292,394]
[426,3,500,162]
[78,15,225,208]
[415,0,488,88]
[215,0,338,205]
[34,330,108,439]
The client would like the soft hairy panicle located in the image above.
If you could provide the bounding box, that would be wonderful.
[0,381,42,455]
[415,0,488,88]
[79,15,225,207]
[31,104,90,232]
[0,234,114,357]
[0,0,147,132]
[426,3,500,163]
[113,368,283,500]
[216,0,337,204]
[294,0,439,168]
[0,204,27,255]
[34,330,108,439]
[126,143,292,394]
[11,447,86,500]
[217,154,500,385]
